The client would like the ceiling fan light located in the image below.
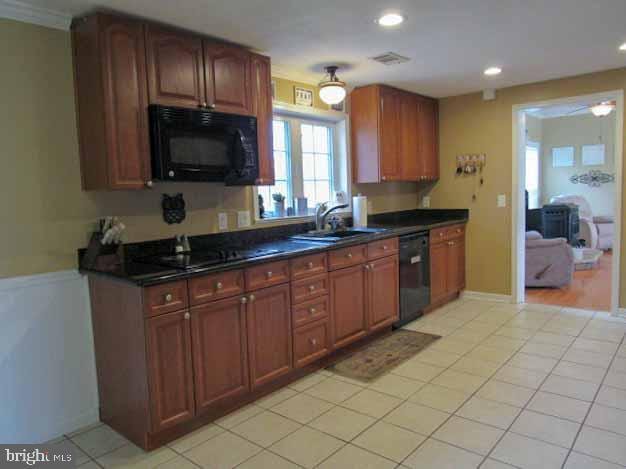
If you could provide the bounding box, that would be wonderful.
[591,101,615,117]
[319,66,346,105]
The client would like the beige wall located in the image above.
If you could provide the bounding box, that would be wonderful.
[431,67,626,306]
[540,113,616,216]
[0,18,421,279]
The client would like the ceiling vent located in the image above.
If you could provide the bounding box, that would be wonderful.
[370,52,410,66]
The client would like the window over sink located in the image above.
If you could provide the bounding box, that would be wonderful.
[255,103,350,221]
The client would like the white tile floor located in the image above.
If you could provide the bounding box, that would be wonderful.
[55,298,626,468]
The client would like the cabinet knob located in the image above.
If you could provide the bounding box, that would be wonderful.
[184,312,190,320]
[249,294,256,302]
[381,176,387,181]
[266,271,273,279]
[346,253,353,259]
[168,170,175,178]
[215,281,223,290]
[310,338,318,346]
[164,293,173,302]
[365,264,371,270]
[457,229,462,233]
[382,245,388,250]
[308,285,315,292]
[310,307,317,314]
[241,296,248,304]
[208,103,216,109]
[145,180,153,188]
[439,232,444,237]
[307,261,314,269]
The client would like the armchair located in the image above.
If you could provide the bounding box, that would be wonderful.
[525,231,574,288]
[550,195,613,250]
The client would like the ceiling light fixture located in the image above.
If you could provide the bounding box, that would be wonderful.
[377,13,404,27]
[619,42,626,52]
[590,101,615,117]
[319,66,346,105]
[484,66,502,76]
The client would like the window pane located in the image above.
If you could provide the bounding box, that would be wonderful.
[303,181,316,206]
[302,152,315,179]
[314,126,329,153]
[273,120,286,151]
[301,124,314,153]
[315,181,331,205]
[274,151,287,180]
[314,154,330,180]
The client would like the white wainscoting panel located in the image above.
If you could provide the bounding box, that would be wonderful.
[0,270,99,443]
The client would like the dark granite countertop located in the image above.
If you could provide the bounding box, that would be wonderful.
[80,209,468,286]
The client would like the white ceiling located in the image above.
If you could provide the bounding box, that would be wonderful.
[525,104,592,119]
[11,0,626,97]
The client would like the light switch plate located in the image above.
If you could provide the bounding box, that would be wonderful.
[422,196,431,208]
[497,194,507,207]
[218,212,228,231]
[237,210,251,228]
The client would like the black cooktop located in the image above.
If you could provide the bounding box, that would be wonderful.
[136,247,283,270]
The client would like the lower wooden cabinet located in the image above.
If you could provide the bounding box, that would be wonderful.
[430,226,466,305]
[190,296,250,412]
[146,310,195,432]
[329,264,367,348]
[246,284,293,388]
[293,319,331,368]
[366,255,400,331]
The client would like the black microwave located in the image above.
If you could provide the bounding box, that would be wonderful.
[149,105,259,185]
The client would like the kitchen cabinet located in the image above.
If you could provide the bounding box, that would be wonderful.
[246,284,293,388]
[145,25,205,108]
[330,264,367,348]
[146,310,195,432]
[250,53,275,185]
[204,42,252,115]
[349,84,439,183]
[366,255,400,331]
[71,13,151,190]
[191,296,250,412]
[430,225,466,305]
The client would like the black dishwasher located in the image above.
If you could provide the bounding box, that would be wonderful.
[394,232,430,328]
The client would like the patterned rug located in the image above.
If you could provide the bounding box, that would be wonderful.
[327,330,441,382]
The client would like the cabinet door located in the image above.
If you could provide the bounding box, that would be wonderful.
[100,15,151,189]
[366,255,400,331]
[418,97,439,179]
[204,42,251,115]
[399,94,420,181]
[330,265,367,348]
[379,87,402,181]
[430,242,448,304]
[191,297,249,412]
[146,25,205,107]
[247,284,292,388]
[250,53,274,185]
[146,311,195,432]
[447,238,466,293]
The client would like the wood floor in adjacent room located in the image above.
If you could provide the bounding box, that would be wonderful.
[526,251,612,312]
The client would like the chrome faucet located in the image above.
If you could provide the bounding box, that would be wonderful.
[315,202,349,231]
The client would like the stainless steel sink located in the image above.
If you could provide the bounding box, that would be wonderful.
[290,227,387,243]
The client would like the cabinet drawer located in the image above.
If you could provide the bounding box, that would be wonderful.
[367,237,399,260]
[446,224,465,240]
[144,281,188,317]
[328,244,367,271]
[292,273,329,304]
[431,224,466,244]
[293,296,329,328]
[245,260,290,291]
[290,252,328,281]
[189,269,244,305]
[293,319,330,368]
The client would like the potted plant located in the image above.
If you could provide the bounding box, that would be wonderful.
[272,193,286,217]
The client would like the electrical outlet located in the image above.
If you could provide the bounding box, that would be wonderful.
[218,212,228,231]
[422,196,431,208]
[237,210,251,228]
[497,194,507,207]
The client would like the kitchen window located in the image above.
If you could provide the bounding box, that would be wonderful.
[256,108,349,221]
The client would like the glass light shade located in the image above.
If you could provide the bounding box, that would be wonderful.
[319,84,346,105]
[591,102,615,117]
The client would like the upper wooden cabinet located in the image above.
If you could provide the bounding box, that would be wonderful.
[72,13,151,190]
[145,25,205,108]
[72,12,272,190]
[349,84,439,183]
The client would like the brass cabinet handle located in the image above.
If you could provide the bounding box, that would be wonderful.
[164,293,173,302]
[346,253,353,259]
[215,281,223,290]
[310,338,318,346]
[308,285,315,292]
[310,307,317,314]
[266,271,273,279]
[307,262,314,269]
[184,312,190,320]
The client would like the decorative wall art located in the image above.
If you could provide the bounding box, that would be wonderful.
[552,146,574,167]
[294,86,314,106]
[570,170,615,187]
[581,144,606,166]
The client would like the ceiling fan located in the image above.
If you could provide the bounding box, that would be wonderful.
[565,100,616,117]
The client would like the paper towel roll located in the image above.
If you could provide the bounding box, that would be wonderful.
[352,194,368,227]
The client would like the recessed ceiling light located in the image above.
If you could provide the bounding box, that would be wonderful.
[484,66,502,76]
[619,42,626,52]
[377,13,404,27]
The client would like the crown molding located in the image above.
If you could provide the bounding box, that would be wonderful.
[0,0,72,31]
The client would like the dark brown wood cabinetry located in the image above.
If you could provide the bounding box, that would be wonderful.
[72,12,273,190]
[366,255,400,331]
[350,84,439,183]
[330,264,367,348]
[430,224,466,305]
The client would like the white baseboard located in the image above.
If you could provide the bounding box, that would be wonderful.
[461,290,514,303]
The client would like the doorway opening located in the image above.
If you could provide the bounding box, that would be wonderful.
[512,91,623,314]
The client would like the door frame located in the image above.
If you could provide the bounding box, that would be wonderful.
[511,90,624,314]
